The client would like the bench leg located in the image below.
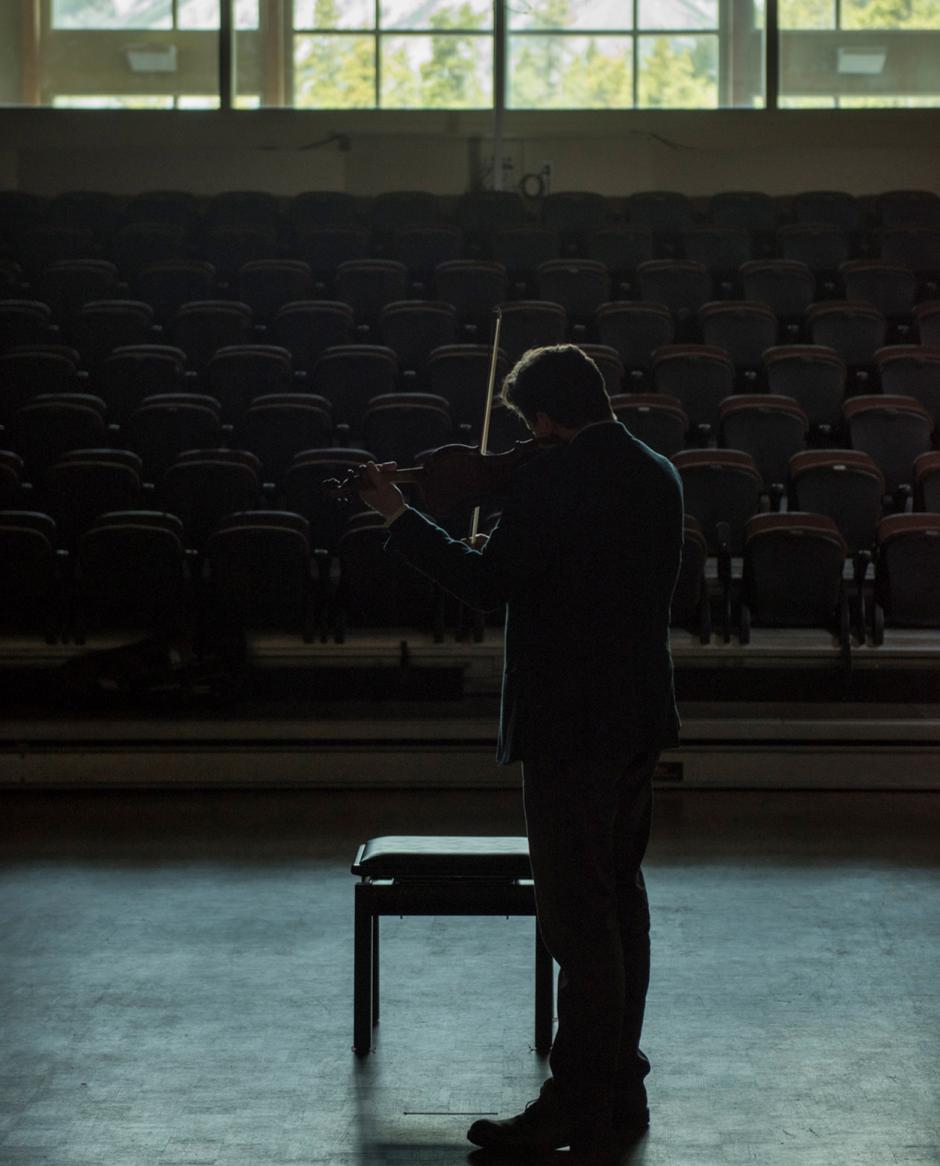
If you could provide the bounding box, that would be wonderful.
[371,913,380,1024]
[534,922,554,1054]
[353,886,373,1054]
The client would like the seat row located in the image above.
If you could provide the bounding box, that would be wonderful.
[3,252,940,335]
[3,188,939,252]
[2,503,938,651]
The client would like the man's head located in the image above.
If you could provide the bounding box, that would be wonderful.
[500,344,614,440]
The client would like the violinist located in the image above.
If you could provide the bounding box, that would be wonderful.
[357,343,684,1163]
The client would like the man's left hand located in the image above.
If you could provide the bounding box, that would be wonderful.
[358,461,407,521]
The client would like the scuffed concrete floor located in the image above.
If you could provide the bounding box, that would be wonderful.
[1,787,938,1165]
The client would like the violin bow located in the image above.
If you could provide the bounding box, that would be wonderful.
[469,305,503,541]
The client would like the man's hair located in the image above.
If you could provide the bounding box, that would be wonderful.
[500,344,613,429]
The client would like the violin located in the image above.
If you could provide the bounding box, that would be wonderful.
[321,306,548,523]
[321,438,542,522]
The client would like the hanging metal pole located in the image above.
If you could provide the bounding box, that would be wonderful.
[492,0,506,190]
[219,0,235,110]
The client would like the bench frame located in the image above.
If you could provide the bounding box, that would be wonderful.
[353,868,555,1055]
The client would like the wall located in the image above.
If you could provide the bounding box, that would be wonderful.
[0,107,938,199]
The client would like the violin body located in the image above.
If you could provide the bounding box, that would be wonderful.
[321,439,542,521]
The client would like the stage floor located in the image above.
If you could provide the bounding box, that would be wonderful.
[1,786,938,1166]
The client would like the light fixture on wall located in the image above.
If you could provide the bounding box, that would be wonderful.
[837,47,887,75]
[126,45,178,74]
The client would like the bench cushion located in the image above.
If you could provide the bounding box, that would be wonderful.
[352,835,532,878]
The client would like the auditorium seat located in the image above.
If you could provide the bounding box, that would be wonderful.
[628,191,693,253]
[0,450,25,507]
[495,300,567,363]
[455,190,526,254]
[204,511,318,642]
[876,189,940,228]
[698,301,778,386]
[913,451,940,512]
[42,448,144,551]
[0,300,56,352]
[433,260,508,334]
[202,226,279,282]
[0,191,45,245]
[236,260,314,322]
[48,190,119,240]
[312,344,399,440]
[158,448,263,551]
[379,300,458,385]
[239,393,334,481]
[96,344,188,424]
[535,260,610,327]
[370,191,442,237]
[38,259,122,326]
[394,226,464,284]
[840,261,916,332]
[270,300,355,373]
[637,260,713,327]
[870,512,940,644]
[806,300,886,384]
[682,227,752,288]
[594,301,675,381]
[0,510,63,642]
[361,393,453,465]
[541,191,610,255]
[791,190,861,233]
[9,393,108,478]
[874,346,940,429]
[719,395,808,499]
[708,191,777,233]
[788,449,885,555]
[0,348,83,421]
[74,300,156,367]
[492,228,559,291]
[778,223,850,281]
[876,226,940,284]
[283,448,376,555]
[611,393,687,458]
[127,393,223,481]
[763,345,846,437]
[134,260,217,324]
[651,344,734,439]
[578,345,625,397]
[111,222,188,281]
[738,513,849,652]
[18,225,98,283]
[739,260,815,336]
[585,227,654,294]
[426,344,509,438]
[203,190,282,242]
[914,301,940,346]
[289,191,360,235]
[171,301,255,374]
[294,229,371,291]
[844,394,934,501]
[672,449,763,553]
[337,513,441,637]
[205,344,294,427]
[669,516,710,643]
[335,259,410,328]
[73,510,188,641]
[123,190,199,233]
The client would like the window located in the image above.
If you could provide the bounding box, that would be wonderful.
[292,0,494,109]
[10,0,938,109]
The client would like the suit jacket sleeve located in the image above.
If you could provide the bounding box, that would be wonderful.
[384,475,556,613]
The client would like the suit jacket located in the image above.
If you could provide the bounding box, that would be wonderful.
[386,420,684,765]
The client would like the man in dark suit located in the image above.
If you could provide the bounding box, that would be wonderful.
[358,345,684,1161]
